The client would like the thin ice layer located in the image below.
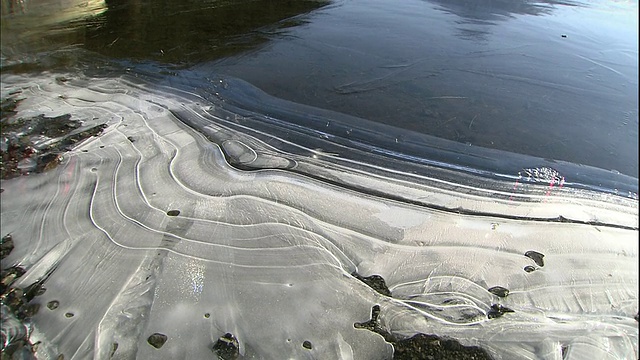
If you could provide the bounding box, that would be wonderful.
[0,72,637,360]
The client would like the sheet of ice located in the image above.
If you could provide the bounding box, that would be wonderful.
[0,71,637,360]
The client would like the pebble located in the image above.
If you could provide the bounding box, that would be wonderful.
[487,286,509,298]
[212,333,239,359]
[524,251,545,267]
[147,333,167,349]
[166,210,180,216]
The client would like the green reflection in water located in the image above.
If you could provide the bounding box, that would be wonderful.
[1,0,329,66]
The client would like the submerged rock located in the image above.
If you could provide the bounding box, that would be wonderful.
[393,333,493,360]
[487,286,509,298]
[0,111,107,179]
[212,333,239,360]
[355,305,494,359]
[524,251,545,267]
[0,234,14,260]
[487,304,514,319]
[147,333,167,349]
[352,272,392,297]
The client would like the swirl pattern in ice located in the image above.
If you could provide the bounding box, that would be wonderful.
[0,70,637,360]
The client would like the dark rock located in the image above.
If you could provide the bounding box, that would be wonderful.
[487,286,509,298]
[1,266,26,293]
[354,304,494,359]
[17,303,40,319]
[147,333,167,349]
[64,312,74,318]
[352,272,392,297]
[166,210,180,216]
[212,333,239,360]
[0,98,20,120]
[354,305,396,343]
[110,342,118,358]
[47,301,60,310]
[524,251,545,267]
[0,112,108,180]
[393,333,493,360]
[487,304,514,319]
[1,234,14,260]
[2,288,25,309]
[523,265,536,273]
[302,340,313,350]
[23,281,46,302]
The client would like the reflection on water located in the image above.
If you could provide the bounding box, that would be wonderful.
[1,0,329,64]
[84,0,330,64]
[1,0,107,54]
[429,0,583,21]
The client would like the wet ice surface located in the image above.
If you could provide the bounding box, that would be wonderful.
[0,70,638,360]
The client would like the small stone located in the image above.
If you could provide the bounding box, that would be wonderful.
[110,342,118,358]
[0,266,26,292]
[204,313,210,318]
[147,333,167,349]
[302,341,313,349]
[47,300,60,310]
[127,136,135,143]
[1,233,14,259]
[524,265,536,273]
[19,303,41,318]
[525,250,545,267]
[212,333,239,360]
[487,304,514,319]
[488,286,509,298]
[166,210,180,217]
[352,272,391,297]
[65,312,74,318]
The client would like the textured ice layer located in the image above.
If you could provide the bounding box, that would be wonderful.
[0,71,637,360]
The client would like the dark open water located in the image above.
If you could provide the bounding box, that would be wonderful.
[2,0,638,177]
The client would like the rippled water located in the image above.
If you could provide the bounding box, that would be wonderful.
[1,0,638,359]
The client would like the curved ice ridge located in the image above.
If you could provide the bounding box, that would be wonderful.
[0,71,637,360]
[159,70,638,199]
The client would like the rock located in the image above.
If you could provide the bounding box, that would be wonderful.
[524,251,545,267]
[487,286,509,298]
[147,333,167,349]
[393,333,493,360]
[487,304,514,319]
[0,234,14,260]
[166,210,180,216]
[47,301,60,310]
[352,272,392,297]
[212,333,239,360]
